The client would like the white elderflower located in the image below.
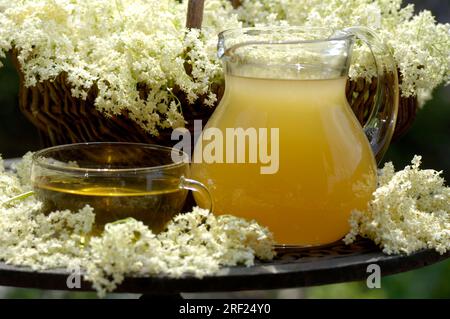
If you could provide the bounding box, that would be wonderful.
[0,156,24,201]
[215,214,276,265]
[11,151,34,189]
[85,219,162,297]
[344,156,450,255]
[84,208,276,297]
[0,0,241,135]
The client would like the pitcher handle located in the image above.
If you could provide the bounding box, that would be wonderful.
[344,26,399,163]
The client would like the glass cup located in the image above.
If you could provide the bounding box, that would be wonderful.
[30,142,212,235]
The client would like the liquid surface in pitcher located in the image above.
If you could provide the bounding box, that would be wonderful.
[191,74,377,246]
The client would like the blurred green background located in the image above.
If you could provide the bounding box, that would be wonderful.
[0,0,448,298]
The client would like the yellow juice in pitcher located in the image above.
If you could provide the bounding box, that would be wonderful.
[191,74,377,246]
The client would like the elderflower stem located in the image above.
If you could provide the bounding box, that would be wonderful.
[1,191,35,207]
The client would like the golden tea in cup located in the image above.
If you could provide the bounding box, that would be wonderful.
[31,143,211,235]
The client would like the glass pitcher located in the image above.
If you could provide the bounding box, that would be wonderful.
[191,27,398,246]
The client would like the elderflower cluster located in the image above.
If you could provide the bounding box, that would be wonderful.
[0,0,240,135]
[0,154,275,297]
[0,1,448,136]
[87,209,274,296]
[0,154,94,269]
[344,156,450,255]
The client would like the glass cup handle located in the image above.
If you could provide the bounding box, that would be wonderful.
[344,26,399,163]
[180,176,213,212]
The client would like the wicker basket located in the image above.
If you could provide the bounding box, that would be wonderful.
[12,0,417,148]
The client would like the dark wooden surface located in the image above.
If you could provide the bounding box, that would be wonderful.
[1,159,449,294]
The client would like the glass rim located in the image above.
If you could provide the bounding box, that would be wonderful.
[32,142,189,174]
[218,26,353,46]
